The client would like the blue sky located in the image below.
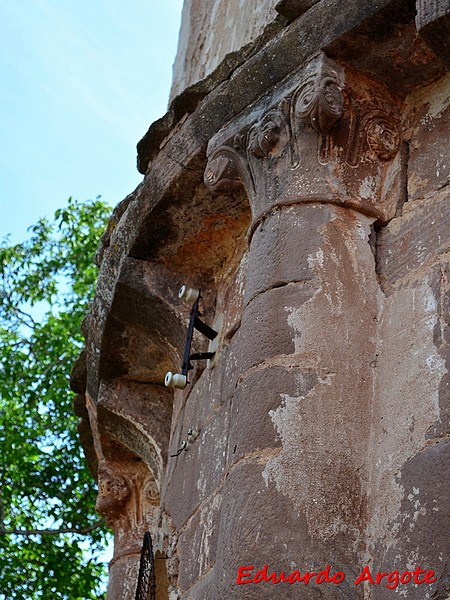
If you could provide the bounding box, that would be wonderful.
[0,0,184,242]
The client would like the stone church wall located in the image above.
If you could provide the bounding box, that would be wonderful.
[72,1,450,598]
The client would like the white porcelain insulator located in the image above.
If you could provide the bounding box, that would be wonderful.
[164,372,187,389]
[187,428,199,440]
[178,285,200,304]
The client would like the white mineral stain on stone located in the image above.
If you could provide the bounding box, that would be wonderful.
[381,152,401,206]
[262,390,313,493]
[406,549,420,572]
[285,307,304,354]
[355,218,372,240]
[365,282,446,556]
[359,175,376,200]
[425,75,450,119]
[409,502,427,531]
[196,470,207,497]
[408,172,430,197]
[425,290,437,316]
[236,250,248,295]
[284,286,323,353]
[198,493,221,576]
[426,354,442,374]
[307,248,324,270]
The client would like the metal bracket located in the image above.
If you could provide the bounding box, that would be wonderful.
[165,287,219,389]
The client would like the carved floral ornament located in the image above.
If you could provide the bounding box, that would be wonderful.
[204,58,401,198]
[96,467,132,521]
[365,113,400,161]
[293,74,344,134]
[96,465,161,530]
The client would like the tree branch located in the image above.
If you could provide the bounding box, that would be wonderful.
[0,518,106,536]
[13,306,36,327]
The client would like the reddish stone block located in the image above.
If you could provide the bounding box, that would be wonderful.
[377,190,450,289]
[227,366,319,468]
[97,380,172,470]
[230,281,317,379]
[179,569,218,600]
[163,403,229,530]
[244,203,329,304]
[213,461,361,599]
[177,493,221,592]
[107,554,140,600]
[406,76,450,202]
[371,440,450,600]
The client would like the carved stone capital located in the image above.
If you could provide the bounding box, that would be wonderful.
[95,459,162,600]
[96,467,131,522]
[96,461,161,553]
[204,54,403,224]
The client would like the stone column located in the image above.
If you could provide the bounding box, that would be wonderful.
[96,463,160,600]
[83,388,168,600]
[203,54,403,597]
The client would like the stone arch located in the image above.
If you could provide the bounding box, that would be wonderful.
[75,152,252,599]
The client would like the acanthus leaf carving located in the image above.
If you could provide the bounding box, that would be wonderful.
[203,133,256,196]
[365,112,401,161]
[203,150,242,192]
[248,109,286,159]
[293,74,344,134]
[344,100,401,166]
[204,54,402,223]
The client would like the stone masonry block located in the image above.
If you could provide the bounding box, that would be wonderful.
[377,189,450,289]
[177,492,221,593]
[416,0,450,71]
[406,75,450,202]
[226,281,317,386]
[244,203,328,304]
[179,569,217,600]
[371,439,450,600]
[227,365,319,468]
[213,461,361,599]
[163,402,229,530]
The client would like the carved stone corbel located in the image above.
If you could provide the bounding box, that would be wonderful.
[204,144,251,194]
[82,390,167,599]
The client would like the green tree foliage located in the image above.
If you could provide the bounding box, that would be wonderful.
[0,198,112,599]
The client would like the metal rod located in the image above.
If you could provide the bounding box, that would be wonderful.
[135,532,156,600]
[194,316,218,340]
[181,296,200,376]
[190,352,215,361]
